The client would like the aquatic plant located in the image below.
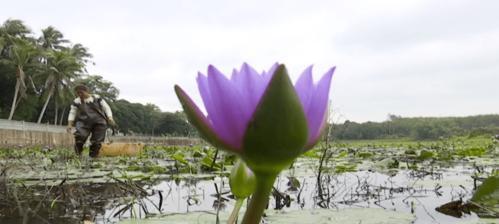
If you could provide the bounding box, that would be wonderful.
[175,63,334,223]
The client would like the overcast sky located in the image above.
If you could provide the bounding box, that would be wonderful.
[2,0,498,122]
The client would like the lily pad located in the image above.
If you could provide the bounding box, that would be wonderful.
[471,176,499,215]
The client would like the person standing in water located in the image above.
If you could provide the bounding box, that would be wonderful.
[67,84,115,157]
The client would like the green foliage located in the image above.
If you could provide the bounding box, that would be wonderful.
[156,111,196,136]
[0,19,93,122]
[357,151,373,159]
[337,150,349,158]
[112,99,195,136]
[418,150,435,160]
[455,147,487,157]
[332,115,499,140]
[334,164,357,174]
[374,157,399,170]
[0,19,194,137]
[404,149,416,155]
[302,149,321,158]
[471,176,499,214]
[143,165,167,174]
[74,75,119,102]
[200,156,221,171]
[171,153,189,165]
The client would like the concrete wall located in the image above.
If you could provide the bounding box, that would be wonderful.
[0,119,201,148]
[0,128,74,148]
[0,119,73,148]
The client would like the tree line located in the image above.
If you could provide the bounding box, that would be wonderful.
[331,114,499,140]
[0,19,195,136]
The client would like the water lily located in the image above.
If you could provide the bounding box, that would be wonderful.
[174,62,334,223]
[175,63,334,170]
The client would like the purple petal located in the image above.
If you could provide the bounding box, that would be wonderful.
[198,70,237,149]
[207,65,250,149]
[174,85,240,153]
[295,65,314,113]
[302,67,335,146]
[240,63,267,114]
[197,72,215,120]
[191,63,288,151]
[229,63,274,125]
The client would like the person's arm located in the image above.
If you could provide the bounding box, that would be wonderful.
[67,104,77,132]
[100,99,115,126]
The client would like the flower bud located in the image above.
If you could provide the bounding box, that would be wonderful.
[229,160,256,199]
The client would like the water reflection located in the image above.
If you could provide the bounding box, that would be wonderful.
[0,163,495,224]
[0,178,158,224]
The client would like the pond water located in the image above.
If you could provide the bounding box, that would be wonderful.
[0,145,497,224]
[99,160,494,224]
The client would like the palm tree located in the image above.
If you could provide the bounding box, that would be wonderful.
[36,27,94,124]
[0,19,30,37]
[0,19,41,120]
[37,49,82,123]
[70,43,92,60]
[38,26,68,51]
[6,39,38,120]
[0,37,5,52]
[0,19,32,57]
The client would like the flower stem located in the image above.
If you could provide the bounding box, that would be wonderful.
[227,198,244,224]
[241,172,278,224]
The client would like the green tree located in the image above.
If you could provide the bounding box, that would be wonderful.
[0,37,5,52]
[331,115,499,140]
[69,43,92,69]
[37,49,82,123]
[110,100,165,135]
[0,19,42,120]
[35,26,93,124]
[37,26,68,51]
[0,19,30,40]
[4,38,39,120]
[156,111,196,136]
[75,75,119,102]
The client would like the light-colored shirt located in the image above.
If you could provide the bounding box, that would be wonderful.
[67,95,113,122]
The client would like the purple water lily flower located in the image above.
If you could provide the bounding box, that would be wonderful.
[176,63,335,224]
[175,63,334,172]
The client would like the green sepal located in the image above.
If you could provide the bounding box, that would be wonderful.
[174,85,239,153]
[242,65,308,174]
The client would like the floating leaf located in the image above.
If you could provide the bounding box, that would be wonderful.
[471,176,499,215]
